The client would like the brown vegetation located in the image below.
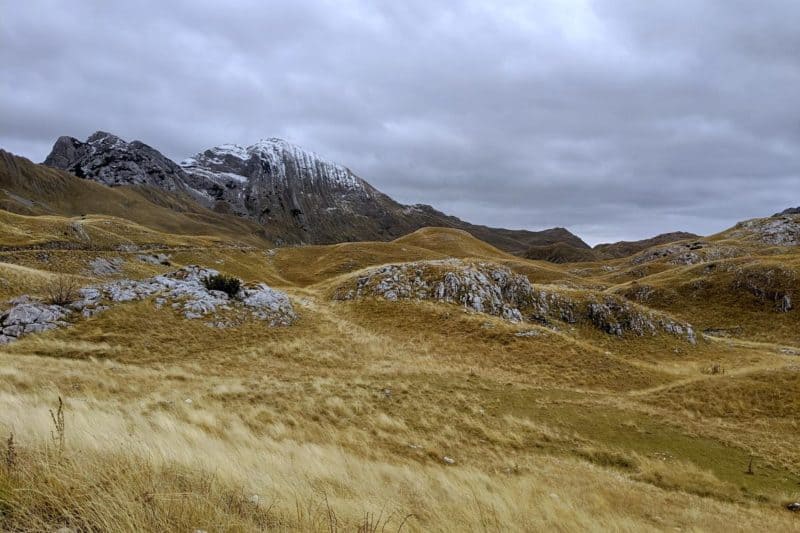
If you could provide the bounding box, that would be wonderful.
[1,209,799,531]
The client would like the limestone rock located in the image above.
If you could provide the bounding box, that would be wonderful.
[88,257,124,276]
[241,284,297,325]
[78,265,296,326]
[632,241,741,266]
[0,299,70,344]
[730,215,800,246]
[335,260,696,342]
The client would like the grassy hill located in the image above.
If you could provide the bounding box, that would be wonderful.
[0,183,798,530]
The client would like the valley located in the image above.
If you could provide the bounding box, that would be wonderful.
[0,171,798,529]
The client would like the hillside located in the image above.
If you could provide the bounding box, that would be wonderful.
[594,231,700,259]
[0,149,269,247]
[0,195,798,530]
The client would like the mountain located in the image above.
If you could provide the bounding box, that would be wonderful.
[774,207,800,216]
[43,132,590,253]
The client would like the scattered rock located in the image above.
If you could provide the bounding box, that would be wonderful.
[442,456,456,465]
[786,502,800,512]
[335,260,527,322]
[587,299,696,343]
[81,266,296,325]
[137,253,171,266]
[88,257,124,276]
[780,348,799,356]
[514,330,541,338]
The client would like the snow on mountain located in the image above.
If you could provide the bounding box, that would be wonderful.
[181,138,365,192]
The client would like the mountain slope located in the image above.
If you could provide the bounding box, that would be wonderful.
[1,149,268,246]
[43,132,590,253]
[594,231,700,259]
[180,139,594,251]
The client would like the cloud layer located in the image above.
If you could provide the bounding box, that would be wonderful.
[2,0,798,243]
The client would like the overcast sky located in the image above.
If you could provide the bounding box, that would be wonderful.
[1,1,798,244]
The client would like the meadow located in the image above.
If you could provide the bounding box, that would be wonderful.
[0,213,798,531]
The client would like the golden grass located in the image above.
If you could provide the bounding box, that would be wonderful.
[1,211,799,530]
[1,370,797,532]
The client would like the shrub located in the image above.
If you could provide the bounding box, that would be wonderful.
[45,276,79,306]
[202,274,242,298]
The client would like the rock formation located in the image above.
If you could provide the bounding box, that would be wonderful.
[729,215,800,246]
[44,132,192,193]
[0,266,296,345]
[334,260,696,342]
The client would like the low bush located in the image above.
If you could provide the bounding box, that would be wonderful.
[45,276,79,306]
[202,274,242,297]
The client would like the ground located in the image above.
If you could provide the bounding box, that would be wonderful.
[0,214,798,532]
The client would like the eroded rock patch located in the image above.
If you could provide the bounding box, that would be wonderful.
[0,266,295,345]
[334,260,696,342]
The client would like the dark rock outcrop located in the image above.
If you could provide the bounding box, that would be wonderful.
[44,131,191,193]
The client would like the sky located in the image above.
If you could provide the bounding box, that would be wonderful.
[1,0,798,245]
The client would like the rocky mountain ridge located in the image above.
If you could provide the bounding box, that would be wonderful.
[42,132,590,254]
[44,132,192,194]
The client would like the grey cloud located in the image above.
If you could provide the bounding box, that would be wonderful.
[1,0,798,244]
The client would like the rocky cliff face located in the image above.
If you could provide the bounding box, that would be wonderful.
[180,139,392,243]
[44,131,192,194]
[43,132,590,253]
[180,139,593,250]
